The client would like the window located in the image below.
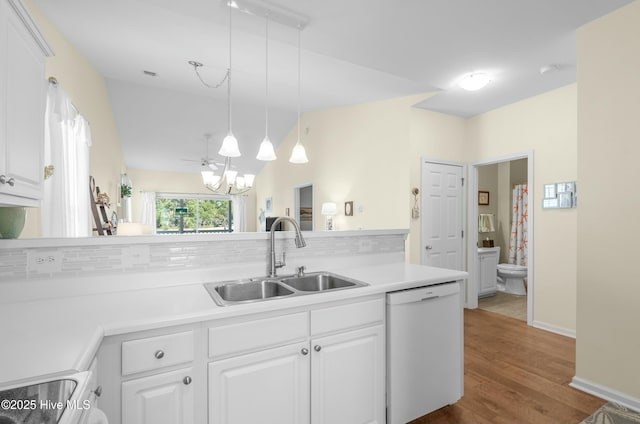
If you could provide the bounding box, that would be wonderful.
[155,194,233,234]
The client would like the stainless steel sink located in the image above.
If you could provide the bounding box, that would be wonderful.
[204,272,367,306]
[280,272,366,292]
[205,280,294,306]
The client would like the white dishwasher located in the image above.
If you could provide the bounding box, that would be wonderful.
[386,281,463,424]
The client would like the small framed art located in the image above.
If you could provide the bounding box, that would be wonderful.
[478,191,490,205]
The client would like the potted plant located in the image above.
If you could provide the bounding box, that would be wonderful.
[120,183,132,198]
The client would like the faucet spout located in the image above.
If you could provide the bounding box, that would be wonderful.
[269,217,306,277]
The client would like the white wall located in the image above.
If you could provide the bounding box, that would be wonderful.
[576,0,640,400]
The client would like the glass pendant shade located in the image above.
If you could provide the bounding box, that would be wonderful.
[256,136,276,161]
[201,170,215,185]
[244,174,255,187]
[235,176,245,189]
[289,141,309,164]
[218,132,241,157]
[225,169,238,185]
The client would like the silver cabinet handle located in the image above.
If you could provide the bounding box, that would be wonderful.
[154,350,165,359]
[301,348,309,355]
[183,376,192,385]
[314,345,322,352]
[425,245,433,250]
[0,175,15,186]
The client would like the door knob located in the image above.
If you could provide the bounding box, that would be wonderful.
[301,348,309,355]
[314,345,322,352]
[183,376,192,385]
[154,350,165,359]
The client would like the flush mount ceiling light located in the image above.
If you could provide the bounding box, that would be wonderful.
[458,72,491,91]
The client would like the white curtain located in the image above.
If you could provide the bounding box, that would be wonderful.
[508,184,528,266]
[140,191,157,234]
[42,84,92,237]
[232,195,247,232]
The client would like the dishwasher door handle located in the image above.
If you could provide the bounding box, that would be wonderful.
[420,295,440,301]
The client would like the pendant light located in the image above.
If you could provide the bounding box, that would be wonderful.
[218,3,241,157]
[289,26,309,164]
[256,15,277,161]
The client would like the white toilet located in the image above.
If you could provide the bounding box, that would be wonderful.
[496,264,527,295]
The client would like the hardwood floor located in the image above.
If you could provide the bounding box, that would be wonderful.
[410,309,605,424]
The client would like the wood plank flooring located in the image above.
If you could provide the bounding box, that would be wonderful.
[410,309,605,424]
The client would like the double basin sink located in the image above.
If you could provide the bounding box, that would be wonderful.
[204,272,368,306]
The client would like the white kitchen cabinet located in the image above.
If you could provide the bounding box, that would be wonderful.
[207,296,385,424]
[208,342,311,424]
[0,0,53,206]
[97,325,205,424]
[310,325,385,424]
[478,247,500,297]
[122,367,195,424]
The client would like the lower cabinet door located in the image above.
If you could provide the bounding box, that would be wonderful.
[310,325,385,424]
[208,343,310,424]
[122,367,195,424]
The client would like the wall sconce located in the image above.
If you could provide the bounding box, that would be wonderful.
[321,202,337,231]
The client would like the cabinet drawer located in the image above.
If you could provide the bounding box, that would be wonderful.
[209,312,308,359]
[311,297,384,336]
[122,331,194,376]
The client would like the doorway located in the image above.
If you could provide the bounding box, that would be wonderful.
[468,152,534,325]
[294,184,313,231]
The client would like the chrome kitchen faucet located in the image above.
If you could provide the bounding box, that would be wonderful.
[268,217,306,277]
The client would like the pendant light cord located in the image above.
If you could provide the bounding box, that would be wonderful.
[227,4,233,134]
[297,27,301,143]
[265,15,269,137]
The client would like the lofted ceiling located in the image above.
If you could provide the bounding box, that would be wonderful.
[33,0,633,176]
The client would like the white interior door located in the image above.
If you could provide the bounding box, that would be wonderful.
[421,161,464,270]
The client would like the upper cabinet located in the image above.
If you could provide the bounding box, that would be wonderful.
[0,0,53,207]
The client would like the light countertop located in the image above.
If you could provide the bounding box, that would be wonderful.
[0,263,466,388]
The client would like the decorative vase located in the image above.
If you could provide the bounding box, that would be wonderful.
[0,207,26,239]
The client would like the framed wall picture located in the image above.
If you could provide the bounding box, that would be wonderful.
[265,197,273,213]
[478,191,490,205]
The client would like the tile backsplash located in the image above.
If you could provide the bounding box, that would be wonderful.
[0,232,406,284]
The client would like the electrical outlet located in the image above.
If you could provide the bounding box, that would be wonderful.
[27,250,63,273]
[358,238,373,253]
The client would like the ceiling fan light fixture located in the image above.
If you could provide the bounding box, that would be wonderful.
[459,72,491,91]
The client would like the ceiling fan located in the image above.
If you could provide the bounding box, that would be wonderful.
[181,134,223,170]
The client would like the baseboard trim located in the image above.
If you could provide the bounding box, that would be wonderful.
[532,320,576,338]
[571,377,640,411]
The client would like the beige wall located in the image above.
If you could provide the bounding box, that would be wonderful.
[127,169,257,232]
[467,85,578,332]
[408,107,467,264]
[257,84,578,334]
[256,94,426,238]
[576,0,640,399]
[21,1,126,237]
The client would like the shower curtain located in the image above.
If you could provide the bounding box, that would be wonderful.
[508,184,528,266]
